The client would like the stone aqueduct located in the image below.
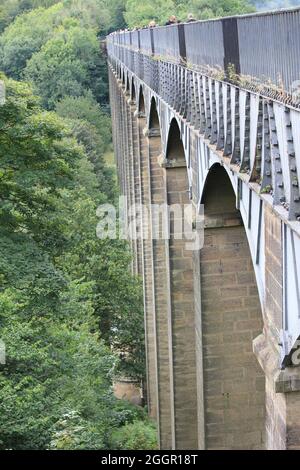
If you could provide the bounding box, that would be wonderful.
[107,8,300,450]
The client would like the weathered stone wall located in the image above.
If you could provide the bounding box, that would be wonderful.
[148,133,174,449]
[166,163,198,449]
[201,225,265,449]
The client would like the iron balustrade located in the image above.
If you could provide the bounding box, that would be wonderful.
[107,7,300,99]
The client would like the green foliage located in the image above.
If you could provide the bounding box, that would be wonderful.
[186,0,255,20]
[103,0,127,33]
[50,411,107,450]
[0,74,146,449]
[0,0,153,451]
[0,75,79,246]
[0,3,65,78]
[24,25,108,108]
[0,76,111,449]
[0,1,62,34]
[124,0,174,28]
[55,92,111,147]
[111,399,147,427]
[110,420,158,450]
[54,161,145,379]
[0,292,116,449]
[124,0,255,27]
[0,0,121,36]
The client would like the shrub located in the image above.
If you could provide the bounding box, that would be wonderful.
[110,420,158,450]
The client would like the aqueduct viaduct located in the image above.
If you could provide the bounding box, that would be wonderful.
[107,8,300,450]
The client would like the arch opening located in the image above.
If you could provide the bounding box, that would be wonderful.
[149,97,160,135]
[138,86,145,116]
[166,119,185,165]
[131,80,136,103]
[125,73,130,94]
[201,164,240,222]
[200,163,266,450]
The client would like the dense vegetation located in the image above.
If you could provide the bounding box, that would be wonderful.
[124,0,255,28]
[0,0,147,450]
[1,0,282,451]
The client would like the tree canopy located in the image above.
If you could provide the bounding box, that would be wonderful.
[124,0,255,27]
[0,0,149,450]
[0,71,146,449]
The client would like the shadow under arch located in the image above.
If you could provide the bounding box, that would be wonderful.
[166,118,186,165]
[138,86,145,116]
[200,163,266,450]
[131,79,136,103]
[148,97,160,135]
[121,68,125,86]
[201,163,241,221]
[125,72,130,94]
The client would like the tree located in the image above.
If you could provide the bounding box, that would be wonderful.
[24,24,108,108]
[0,0,113,35]
[0,3,65,78]
[0,73,146,450]
[0,73,80,249]
[54,157,145,380]
[124,0,175,27]
[110,420,158,450]
[55,92,111,147]
[0,0,150,451]
[0,74,112,449]
[186,0,255,19]
[123,0,255,27]
[102,0,127,33]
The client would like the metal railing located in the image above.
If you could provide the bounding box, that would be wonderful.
[107,7,300,96]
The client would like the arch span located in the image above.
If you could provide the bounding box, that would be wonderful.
[200,163,266,450]
[166,118,186,164]
[148,97,161,135]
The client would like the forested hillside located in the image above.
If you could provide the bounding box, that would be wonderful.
[0,0,271,451]
[0,0,154,450]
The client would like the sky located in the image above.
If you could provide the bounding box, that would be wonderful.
[251,0,300,10]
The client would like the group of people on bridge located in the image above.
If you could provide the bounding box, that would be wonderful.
[111,13,197,34]
[150,13,196,28]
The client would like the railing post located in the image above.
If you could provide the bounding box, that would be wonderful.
[222,17,240,75]
[150,28,155,56]
[178,23,186,64]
